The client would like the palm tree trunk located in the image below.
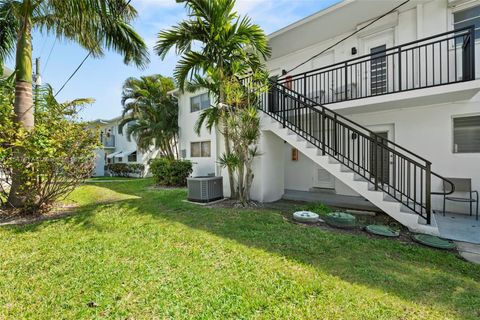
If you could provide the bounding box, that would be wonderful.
[7,8,33,208]
[218,82,237,199]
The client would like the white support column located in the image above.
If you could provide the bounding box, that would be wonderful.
[250,130,285,202]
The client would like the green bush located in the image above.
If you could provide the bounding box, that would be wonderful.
[0,84,100,213]
[105,163,145,177]
[150,158,192,187]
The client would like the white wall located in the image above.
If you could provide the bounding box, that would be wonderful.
[177,90,217,177]
[174,0,480,206]
[347,96,480,213]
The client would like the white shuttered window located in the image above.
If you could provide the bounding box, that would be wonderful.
[453,115,480,153]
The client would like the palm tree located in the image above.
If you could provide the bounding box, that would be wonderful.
[0,0,149,207]
[120,75,179,159]
[155,0,270,198]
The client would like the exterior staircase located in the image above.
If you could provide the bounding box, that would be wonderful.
[256,81,454,235]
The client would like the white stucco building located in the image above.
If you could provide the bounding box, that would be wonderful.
[175,0,480,235]
[90,116,160,177]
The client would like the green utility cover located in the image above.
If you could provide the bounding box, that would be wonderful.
[325,212,356,228]
[366,225,400,237]
[413,234,456,250]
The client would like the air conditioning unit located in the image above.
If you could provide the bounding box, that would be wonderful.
[187,176,223,203]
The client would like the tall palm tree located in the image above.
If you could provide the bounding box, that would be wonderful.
[120,75,179,159]
[0,0,149,207]
[155,0,270,198]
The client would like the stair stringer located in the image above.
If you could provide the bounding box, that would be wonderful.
[260,115,439,236]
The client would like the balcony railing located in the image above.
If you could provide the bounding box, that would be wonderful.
[279,26,476,105]
[101,135,115,148]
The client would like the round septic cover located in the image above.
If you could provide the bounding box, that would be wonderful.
[413,234,456,250]
[366,225,400,237]
[293,211,319,223]
[325,212,356,228]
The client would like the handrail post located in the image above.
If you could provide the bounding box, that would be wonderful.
[425,161,432,225]
[344,62,348,101]
[321,108,326,155]
[282,86,286,128]
[374,136,378,190]
[333,114,338,155]
[470,26,476,80]
[398,47,402,91]
[303,74,307,103]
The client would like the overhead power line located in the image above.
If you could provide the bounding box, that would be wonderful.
[280,0,411,79]
[42,38,57,75]
[54,0,133,97]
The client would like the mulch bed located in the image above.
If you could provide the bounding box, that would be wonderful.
[0,204,77,226]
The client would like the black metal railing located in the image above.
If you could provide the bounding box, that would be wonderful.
[257,80,455,224]
[279,26,476,105]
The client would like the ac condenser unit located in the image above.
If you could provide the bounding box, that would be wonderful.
[187,176,223,203]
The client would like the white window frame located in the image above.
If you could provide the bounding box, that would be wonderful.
[190,93,210,113]
[190,140,211,157]
[452,113,480,154]
[127,151,137,163]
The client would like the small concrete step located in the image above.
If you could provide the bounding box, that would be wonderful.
[328,157,340,164]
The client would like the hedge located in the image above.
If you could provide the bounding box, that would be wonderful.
[105,163,145,177]
[150,158,192,187]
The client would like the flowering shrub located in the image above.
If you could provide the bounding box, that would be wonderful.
[0,84,99,213]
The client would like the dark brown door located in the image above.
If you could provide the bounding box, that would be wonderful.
[370,131,390,184]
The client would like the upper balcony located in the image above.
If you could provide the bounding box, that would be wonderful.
[101,134,115,148]
[279,26,480,114]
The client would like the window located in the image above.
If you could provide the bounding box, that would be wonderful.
[117,157,123,163]
[128,151,137,162]
[191,141,211,157]
[190,93,210,112]
[118,125,122,135]
[454,5,480,39]
[453,115,480,153]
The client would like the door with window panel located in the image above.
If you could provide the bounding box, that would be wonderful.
[453,4,480,79]
[370,45,388,96]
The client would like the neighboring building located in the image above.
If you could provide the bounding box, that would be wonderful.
[89,116,160,177]
[175,0,480,235]
[2,66,13,77]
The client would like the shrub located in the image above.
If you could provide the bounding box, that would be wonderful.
[0,85,99,213]
[106,163,145,177]
[150,158,192,187]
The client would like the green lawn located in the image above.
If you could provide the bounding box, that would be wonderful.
[1,179,479,319]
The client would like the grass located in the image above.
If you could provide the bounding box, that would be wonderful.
[86,176,137,181]
[1,179,479,319]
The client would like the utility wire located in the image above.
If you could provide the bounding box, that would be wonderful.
[54,0,133,97]
[279,0,410,79]
[42,38,57,75]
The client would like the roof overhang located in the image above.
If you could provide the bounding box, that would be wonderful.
[267,0,430,59]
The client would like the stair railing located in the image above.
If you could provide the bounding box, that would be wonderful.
[257,80,455,224]
[278,26,475,105]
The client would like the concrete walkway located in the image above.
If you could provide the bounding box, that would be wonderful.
[435,212,480,244]
[455,241,480,264]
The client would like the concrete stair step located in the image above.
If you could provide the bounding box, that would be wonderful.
[265,121,439,235]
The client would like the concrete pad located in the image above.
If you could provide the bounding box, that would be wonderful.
[458,251,480,264]
[435,212,480,244]
[456,241,480,254]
